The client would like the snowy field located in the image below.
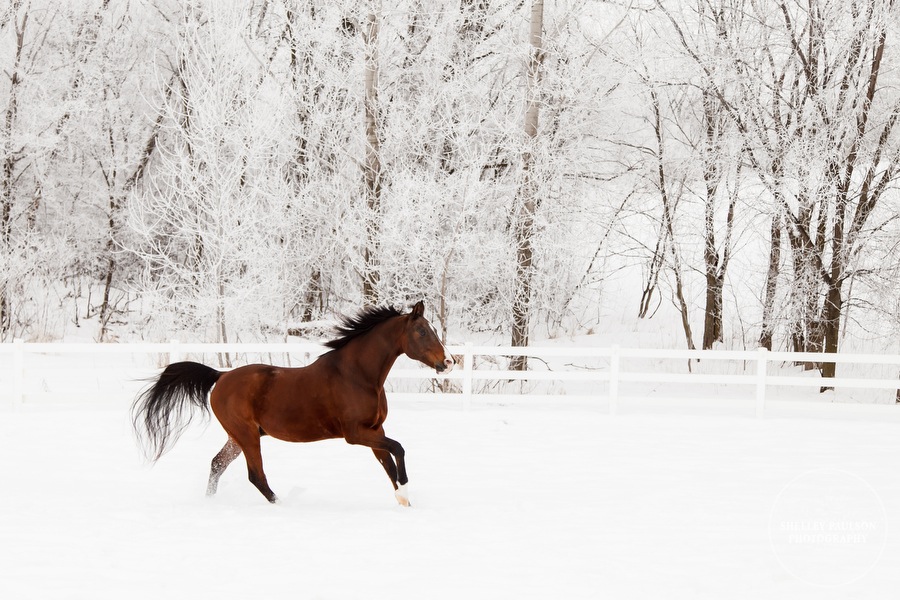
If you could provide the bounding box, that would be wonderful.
[1,398,898,599]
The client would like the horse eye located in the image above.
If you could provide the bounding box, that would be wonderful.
[417,328,426,337]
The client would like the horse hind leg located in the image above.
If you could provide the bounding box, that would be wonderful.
[237,432,278,504]
[207,437,242,497]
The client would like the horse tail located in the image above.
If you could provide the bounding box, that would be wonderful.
[132,361,222,462]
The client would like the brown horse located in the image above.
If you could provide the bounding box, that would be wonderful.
[132,301,454,506]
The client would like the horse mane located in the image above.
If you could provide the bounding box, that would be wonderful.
[324,305,404,351]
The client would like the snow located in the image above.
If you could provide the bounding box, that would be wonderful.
[2,399,898,599]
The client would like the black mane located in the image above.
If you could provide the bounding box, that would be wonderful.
[324,305,404,351]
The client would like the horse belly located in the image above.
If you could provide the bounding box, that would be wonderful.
[262,415,338,443]
[255,382,340,443]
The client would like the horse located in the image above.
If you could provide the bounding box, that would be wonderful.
[132,301,454,507]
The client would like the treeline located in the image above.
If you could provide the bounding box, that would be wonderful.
[2,1,900,375]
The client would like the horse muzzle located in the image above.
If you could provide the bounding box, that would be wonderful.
[435,356,455,373]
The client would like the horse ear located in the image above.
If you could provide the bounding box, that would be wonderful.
[411,300,425,318]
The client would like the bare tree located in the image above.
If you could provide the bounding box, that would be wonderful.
[699,92,739,350]
[657,0,900,384]
[641,81,696,350]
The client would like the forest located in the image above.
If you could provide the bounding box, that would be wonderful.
[2,0,900,374]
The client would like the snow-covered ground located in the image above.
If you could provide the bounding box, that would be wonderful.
[2,399,898,599]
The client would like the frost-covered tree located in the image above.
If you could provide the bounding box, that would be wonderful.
[655,0,900,378]
[127,3,294,347]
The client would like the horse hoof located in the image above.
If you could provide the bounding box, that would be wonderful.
[395,484,410,507]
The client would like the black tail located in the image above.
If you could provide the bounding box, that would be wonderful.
[132,361,222,462]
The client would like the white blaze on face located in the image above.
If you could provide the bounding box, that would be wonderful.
[442,347,455,372]
[431,323,455,373]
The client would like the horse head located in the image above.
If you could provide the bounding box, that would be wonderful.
[402,301,455,373]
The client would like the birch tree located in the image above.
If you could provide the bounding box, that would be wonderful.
[362,7,383,305]
[510,0,544,370]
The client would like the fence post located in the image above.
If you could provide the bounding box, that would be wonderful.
[609,345,620,415]
[462,342,473,412]
[12,338,24,408]
[756,347,768,418]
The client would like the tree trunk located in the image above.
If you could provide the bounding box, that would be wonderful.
[638,237,664,319]
[820,173,847,389]
[701,177,737,351]
[820,283,841,389]
[702,275,724,350]
[700,91,735,350]
[362,11,382,306]
[701,182,725,350]
[0,4,26,337]
[785,199,825,369]
[98,255,115,340]
[758,212,782,350]
[510,0,544,371]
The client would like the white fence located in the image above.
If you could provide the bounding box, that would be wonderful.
[1,340,900,416]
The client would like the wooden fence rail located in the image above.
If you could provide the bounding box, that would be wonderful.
[2,341,899,416]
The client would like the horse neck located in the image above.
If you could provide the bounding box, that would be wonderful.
[342,318,405,388]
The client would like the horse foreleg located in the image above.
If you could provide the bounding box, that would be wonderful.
[347,428,410,507]
[207,437,242,496]
[372,448,407,504]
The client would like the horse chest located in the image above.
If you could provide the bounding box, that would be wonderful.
[342,384,389,427]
